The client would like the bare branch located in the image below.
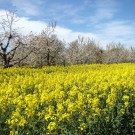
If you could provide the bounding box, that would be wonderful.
[11,50,33,65]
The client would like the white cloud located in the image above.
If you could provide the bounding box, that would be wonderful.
[16,17,47,34]
[0,10,135,47]
[55,26,96,42]
[16,16,135,47]
[0,10,96,43]
[0,9,6,15]
[16,17,96,43]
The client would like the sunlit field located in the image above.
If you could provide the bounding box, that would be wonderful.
[0,64,135,135]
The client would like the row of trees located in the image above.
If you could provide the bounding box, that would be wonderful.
[0,11,135,68]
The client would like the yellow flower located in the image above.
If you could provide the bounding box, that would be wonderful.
[0,64,135,133]
[122,95,129,101]
[124,102,129,107]
[10,131,18,135]
[18,116,27,127]
[79,123,87,131]
[92,98,100,107]
[62,113,70,120]
[47,122,57,131]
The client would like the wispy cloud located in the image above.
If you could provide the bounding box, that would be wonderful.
[1,9,135,47]
[11,0,43,16]
[10,0,118,26]
[0,0,5,3]
[86,0,118,24]
[37,2,84,22]
[58,0,118,25]
[94,20,135,46]
[0,0,135,48]
[89,8,116,24]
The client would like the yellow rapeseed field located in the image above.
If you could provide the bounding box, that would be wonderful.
[0,64,135,134]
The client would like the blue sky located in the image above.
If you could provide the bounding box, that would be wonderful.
[0,0,135,47]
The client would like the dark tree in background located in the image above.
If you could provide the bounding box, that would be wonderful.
[0,11,31,68]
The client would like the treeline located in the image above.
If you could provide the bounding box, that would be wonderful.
[17,36,135,67]
[0,11,135,68]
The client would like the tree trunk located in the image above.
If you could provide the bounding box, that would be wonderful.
[47,48,50,66]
